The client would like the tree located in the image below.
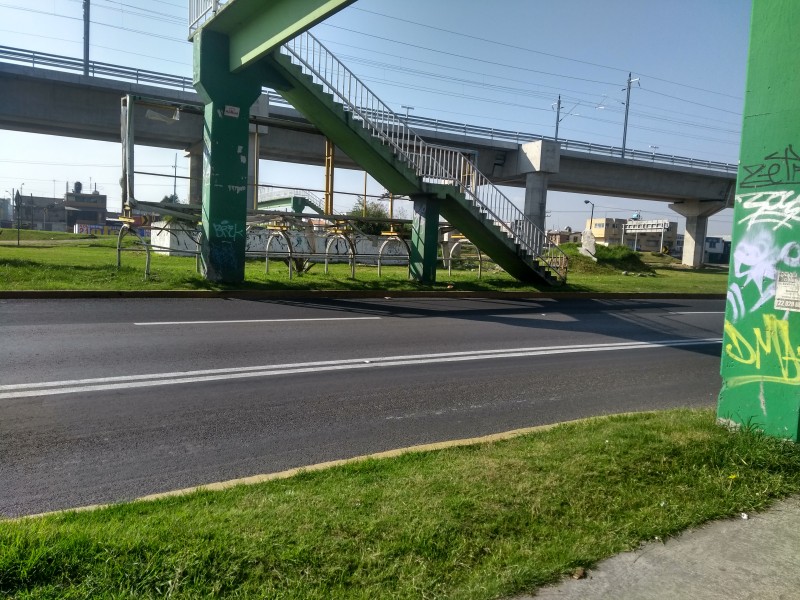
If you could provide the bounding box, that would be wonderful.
[347,199,390,235]
[161,193,180,204]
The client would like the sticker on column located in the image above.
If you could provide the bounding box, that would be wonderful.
[775,271,800,311]
[224,105,241,118]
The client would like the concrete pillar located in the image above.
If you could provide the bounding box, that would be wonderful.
[668,199,727,267]
[248,130,259,210]
[186,148,203,206]
[718,0,800,442]
[193,29,262,283]
[410,194,440,285]
[524,172,548,233]
[517,140,559,232]
[248,95,269,211]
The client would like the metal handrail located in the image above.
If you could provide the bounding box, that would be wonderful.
[259,186,326,211]
[0,44,737,175]
[281,31,568,280]
[188,0,226,38]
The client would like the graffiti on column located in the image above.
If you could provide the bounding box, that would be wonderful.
[213,219,245,240]
[724,144,800,388]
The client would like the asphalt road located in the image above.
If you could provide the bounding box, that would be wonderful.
[0,297,725,518]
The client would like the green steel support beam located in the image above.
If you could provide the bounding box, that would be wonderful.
[193,29,262,283]
[202,0,356,73]
[717,0,800,441]
[409,194,440,285]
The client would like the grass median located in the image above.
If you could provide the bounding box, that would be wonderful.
[3,409,800,599]
[0,230,728,294]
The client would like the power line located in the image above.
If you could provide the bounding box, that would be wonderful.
[339,53,740,135]
[320,23,620,87]
[320,23,742,117]
[352,6,743,101]
[0,3,187,44]
[326,38,741,129]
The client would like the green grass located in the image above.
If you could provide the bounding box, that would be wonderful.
[0,228,99,242]
[2,409,799,599]
[0,231,729,294]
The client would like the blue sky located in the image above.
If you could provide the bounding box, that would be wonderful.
[0,0,751,235]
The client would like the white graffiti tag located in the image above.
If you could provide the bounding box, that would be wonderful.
[727,229,800,321]
[213,220,245,240]
[737,190,800,231]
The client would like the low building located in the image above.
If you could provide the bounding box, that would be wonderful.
[0,196,12,225]
[64,183,107,228]
[705,236,731,264]
[585,218,626,246]
[586,217,678,253]
[547,228,582,245]
[2,182,108,232]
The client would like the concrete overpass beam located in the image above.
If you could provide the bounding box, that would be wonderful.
[668,199,727,267]
[517,140,559,231]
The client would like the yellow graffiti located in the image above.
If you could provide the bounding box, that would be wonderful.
[724,314,800,387]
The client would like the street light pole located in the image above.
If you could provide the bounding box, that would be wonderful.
[583,199,595,230]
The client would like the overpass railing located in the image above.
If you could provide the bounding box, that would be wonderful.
[0,46,195,92]
[188,0,229,38]
[0,44,736,174]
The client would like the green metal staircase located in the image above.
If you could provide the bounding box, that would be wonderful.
[263,31,567,284]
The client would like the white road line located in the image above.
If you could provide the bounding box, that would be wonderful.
[134,316,383,326]
[0,338,721,400]
[668,312,725,315]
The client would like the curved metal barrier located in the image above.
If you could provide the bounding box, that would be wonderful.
[378,236,411,278]
[116,223,151,280]
[324,234,356,279]
[447,239,483,279]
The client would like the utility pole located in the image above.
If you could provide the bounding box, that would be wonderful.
[83,0,90,76]
[15,185,23,246]
[173,153,177,199]
[362,171,368,217]
[622,72,639,158]
[554,95,562,140]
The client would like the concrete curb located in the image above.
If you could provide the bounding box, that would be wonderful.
[12,419,575,521]
[0,290,726,300]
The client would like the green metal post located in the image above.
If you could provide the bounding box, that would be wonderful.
[410,194,440,285]
[718,0,800,441]
[193,29,262,283]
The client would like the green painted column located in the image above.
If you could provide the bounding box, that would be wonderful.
[718,0,800,441]
[193,29,262,283]
[410,194,440,285]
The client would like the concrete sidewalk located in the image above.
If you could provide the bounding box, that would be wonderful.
[520,496,800,600]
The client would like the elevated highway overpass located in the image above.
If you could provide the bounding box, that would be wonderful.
[0,47,736,267]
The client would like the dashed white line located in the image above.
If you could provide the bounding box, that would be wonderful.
[134,316,383,326]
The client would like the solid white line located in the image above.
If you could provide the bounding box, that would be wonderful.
[668,312,725,315]
[134,316,383,326]
[0,338,721,400]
